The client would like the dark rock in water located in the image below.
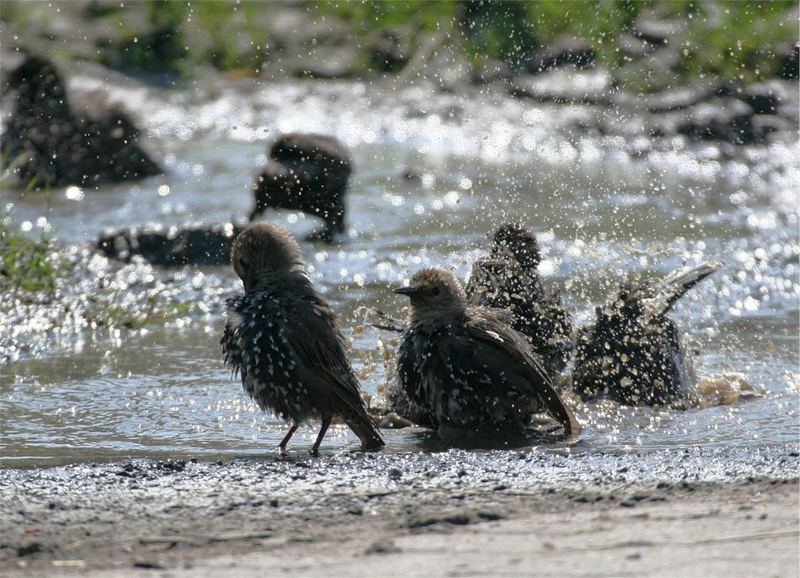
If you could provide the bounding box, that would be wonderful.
[677,98,759,145]
[742,81,789,115]
[777,41,799,80]
[250,133,353,243]
[751,114,793,142]
[96,223,244,267]
[573,262,720,408]
[529,37,596,72]
[2,53,161,188]
[510,67,612,105]
[367,29,409,73]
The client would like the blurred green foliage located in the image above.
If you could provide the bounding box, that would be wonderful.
[1,0,796,84]
[0,221,63,293]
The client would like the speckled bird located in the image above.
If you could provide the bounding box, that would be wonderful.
[249,133,352,243]
[221,223,384,454]
[572,262,721,408]
[395,267,579,436]
[465,224,574,378]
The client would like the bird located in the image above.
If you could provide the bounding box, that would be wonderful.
[572,261,721,408]
[394,267,580,436]
[465,224,574,378]
[220,223,384,454]
[249,133,352,243]
[3,53,161,188]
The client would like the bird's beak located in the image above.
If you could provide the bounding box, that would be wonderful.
[394,285,419,297]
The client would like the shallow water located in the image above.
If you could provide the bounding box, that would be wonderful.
[1,76,798,467]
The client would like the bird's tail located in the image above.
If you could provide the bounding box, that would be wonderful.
[344,412,385,450]
[650,261,722,316]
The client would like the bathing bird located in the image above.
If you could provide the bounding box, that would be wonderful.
[221,223,384,454]
[394,267,579,436]
[249,133,352,243]
[465,224,574,378]
[3,53,161,187]
[572,262,721,407]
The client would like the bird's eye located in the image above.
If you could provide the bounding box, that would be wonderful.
[432,286,440,296]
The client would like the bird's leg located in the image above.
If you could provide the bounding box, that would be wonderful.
[278,422,299,454]
[310,416,332,456]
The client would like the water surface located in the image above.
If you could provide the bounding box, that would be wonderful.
[2,76,798,466]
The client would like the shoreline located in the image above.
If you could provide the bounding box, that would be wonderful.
[2,447,797,577]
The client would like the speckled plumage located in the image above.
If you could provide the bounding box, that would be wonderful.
[221,224,383,453]
[249,133,352,243]
[395,268,579,436]
[572,262,720,408]
[465,224,574,378]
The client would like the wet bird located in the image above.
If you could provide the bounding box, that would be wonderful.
[249,133,352,243]
[394,267,580,436]
[221,223,384,454]
[465,224,574,378]
[2,53,161,188]
[572,262,721,408]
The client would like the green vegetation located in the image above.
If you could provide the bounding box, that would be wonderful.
[0,221,64,293]
[0,0,796,84]
[0,216,198,330]
[319,0,797,84]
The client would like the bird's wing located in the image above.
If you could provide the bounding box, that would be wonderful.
[462,309,580,435]
[221,296,245,378]
[282,294,369,416]
[646,261,721,316]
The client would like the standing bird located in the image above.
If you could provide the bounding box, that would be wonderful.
[465,224,574,378]
[572,262,721,408]
[394,268,579,436]
[221,224,384,454]
[249,133,352,243]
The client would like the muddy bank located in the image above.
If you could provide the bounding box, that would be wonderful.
[1,444,797,576]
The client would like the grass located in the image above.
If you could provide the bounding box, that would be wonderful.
[0,222,63,294]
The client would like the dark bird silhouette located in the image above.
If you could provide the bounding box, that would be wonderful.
[221,223,384,454]
[572,262,721,408]
[465,224,574,378]
[2,53,161,188]
[394,267,580,436]
[249,133,352,243]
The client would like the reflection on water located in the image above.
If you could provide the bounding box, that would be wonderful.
[1,77,798,466]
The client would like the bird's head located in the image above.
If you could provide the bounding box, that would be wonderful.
[231,223,305,293]
[394,268,467,319]
[491,223,540,271]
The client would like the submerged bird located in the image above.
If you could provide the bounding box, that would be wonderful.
[465,224,574,378]
[572,262,721,408]
[249,133,352,243]
[221,223,384,454]
[394,267,580,436]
